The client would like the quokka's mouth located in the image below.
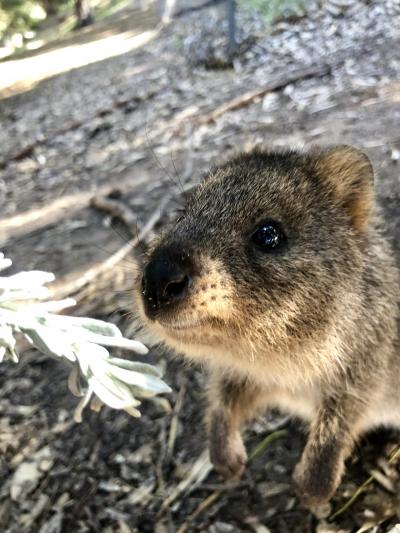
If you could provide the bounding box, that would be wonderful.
[156,318,205,331]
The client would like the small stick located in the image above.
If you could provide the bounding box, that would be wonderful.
[176,491,222,533]
[132,64,332,147]
[329,444,400,521]
[167,378,187,459]
[197,64,331,125]
[175,429,288,532]
[90,195,139,236]
[0,178,148,244]
[50,193,172,301]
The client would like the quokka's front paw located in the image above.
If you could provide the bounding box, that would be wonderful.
[209,432,247,481]
[293,456,342,507]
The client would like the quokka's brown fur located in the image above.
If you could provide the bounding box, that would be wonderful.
[135,145,400,506]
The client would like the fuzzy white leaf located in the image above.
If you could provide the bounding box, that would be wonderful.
[0,252,170,421]
[106,365,171,397]
[0,286,50,303]
[0,271,54,290]
[90,395,103,413]
[0,255,12,271]
[17,298,76,313]
[0,308,38,329]
[38,315,147,353]
[74,332,148,354]
[124,405,142,418]
[23,326,76,361]
[73,387,94,423]
[40,314,123,338]
[68,365,84,397]
[108,357,162,377]
[89,375,140,410]
[73,341,109,375]
[0,323,18,362]
[39,317,148,354]
[0,323,15,349]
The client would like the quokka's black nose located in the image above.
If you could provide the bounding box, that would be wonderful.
[142,249,192,315]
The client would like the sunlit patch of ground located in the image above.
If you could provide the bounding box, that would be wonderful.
[0,8,160,98]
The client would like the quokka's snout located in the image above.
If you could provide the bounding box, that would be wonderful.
[139,241,234,339]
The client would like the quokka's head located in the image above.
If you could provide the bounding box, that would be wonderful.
[135,146,375,361]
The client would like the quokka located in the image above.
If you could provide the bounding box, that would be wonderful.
[136,146,400,505]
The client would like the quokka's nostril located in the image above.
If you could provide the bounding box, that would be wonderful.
[164,275,189,300]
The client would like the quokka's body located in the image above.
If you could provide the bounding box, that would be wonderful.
[136,146,400,505]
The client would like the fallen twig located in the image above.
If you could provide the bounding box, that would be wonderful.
[0,190,93,244]
[176,491,221,533]
[90,194,139,236]
[0,178,149,244]
[160,450,213,513]
[330,444,400,521]
[174,429,288,532]
[167,378,187,459]
[198,64,331,125]
[132,63,332,147]
[50,192,172,302]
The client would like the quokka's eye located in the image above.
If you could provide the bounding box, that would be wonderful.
[251,221,286,252]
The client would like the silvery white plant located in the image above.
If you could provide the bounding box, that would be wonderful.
[0,253,171,422]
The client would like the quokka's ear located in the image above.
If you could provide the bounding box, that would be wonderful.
[315,145,374,232]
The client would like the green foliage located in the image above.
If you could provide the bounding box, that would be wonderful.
[0,0,46,40]
[239,0,307,24]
